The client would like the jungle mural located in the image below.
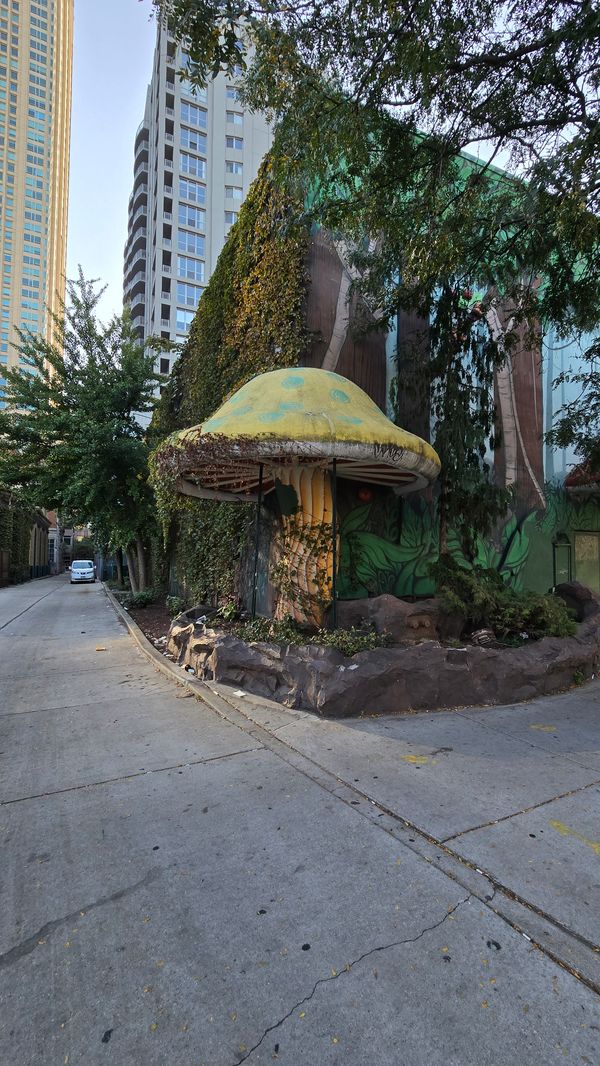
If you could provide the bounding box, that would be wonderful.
[336,484,600,600]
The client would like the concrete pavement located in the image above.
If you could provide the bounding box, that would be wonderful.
[1,575,599,1065]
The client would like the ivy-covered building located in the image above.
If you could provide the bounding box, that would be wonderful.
[0,494,49,586]
[151,159,600,610]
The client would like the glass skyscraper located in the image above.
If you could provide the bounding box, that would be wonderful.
[0,0,73,405]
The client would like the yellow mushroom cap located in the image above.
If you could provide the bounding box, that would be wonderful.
[164,368,440,500]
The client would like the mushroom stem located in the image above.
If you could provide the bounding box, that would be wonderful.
[273,466,338,627]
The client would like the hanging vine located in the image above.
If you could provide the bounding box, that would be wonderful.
[149,156,311,603]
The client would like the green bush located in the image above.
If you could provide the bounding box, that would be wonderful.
[233,615,393,656]
[121,588,156,610]
[430,555,576,641]
[166,595,187,617]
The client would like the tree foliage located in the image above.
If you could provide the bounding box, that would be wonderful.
[0,273,159,588]
[155,0,600,459]
[154,1,598,306]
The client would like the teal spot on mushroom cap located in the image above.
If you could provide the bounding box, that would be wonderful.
[330,388,350,403]
[338,415,363,425]
[233,404,253,416]
[203,415,228,431]
[278,401,303,411]
[282,374,304,389]
[259,411,286,423]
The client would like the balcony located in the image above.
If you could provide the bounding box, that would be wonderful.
[163,211,172,221]
[161,318,170,328]
[165,133,174,144]
[163,238,172,248]
[132,316,145,329]
[164,159,173,170]
[126,249,147,274]
[162,265,171,275]
[166,106,174,117]
[134,162,149,180]
[131,185,148,207]
[161,291,170,301]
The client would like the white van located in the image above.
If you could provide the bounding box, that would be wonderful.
[70,560,96,584]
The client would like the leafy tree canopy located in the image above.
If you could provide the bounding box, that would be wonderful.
[0,273,159,584]
[154,0,599,321]
[155,0,600,476]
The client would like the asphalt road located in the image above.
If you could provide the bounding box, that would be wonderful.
[1,575,599,1065]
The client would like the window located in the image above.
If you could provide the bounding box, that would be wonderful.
[226,111,243,126]
[224,210,238,225]
[177,229,205,256]
[181,101,207,128]
[226,86,239,101]
[179,78,207,102]
[225,135,243,150]
[177,280,203,308]
[180,126,206,154]
[177,255,204,282]
[176,308,194,334]
[226,160,243,175]
[179,176,205,205]
[178,203,205,230]
[159,357,170,375]
[180,151,206,178]
[225,185,243,200]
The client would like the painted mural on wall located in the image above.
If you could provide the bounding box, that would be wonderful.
[336,483,600,600]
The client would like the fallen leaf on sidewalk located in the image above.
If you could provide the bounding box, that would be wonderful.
[95,646,107,652]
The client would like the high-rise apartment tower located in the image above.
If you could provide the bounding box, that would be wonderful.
[123,23,272,398]
[0,0,73,403]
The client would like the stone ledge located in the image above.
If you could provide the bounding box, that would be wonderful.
[167,588,600,718]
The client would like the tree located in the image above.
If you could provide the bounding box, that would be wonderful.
[154,1,600,409]
[0,273,160,591]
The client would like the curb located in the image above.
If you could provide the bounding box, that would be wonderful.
[102,583,234,718]
[102,583,600,994]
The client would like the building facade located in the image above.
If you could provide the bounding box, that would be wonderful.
[0,0,73,404]
[123,21,272,412]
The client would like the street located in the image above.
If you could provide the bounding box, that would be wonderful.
[1,575,599,1065]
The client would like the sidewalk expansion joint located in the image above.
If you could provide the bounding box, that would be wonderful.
[0,866,161,971]
[442,776,600,843]
[0,746,262,806]
[233,893,472,1065]
[105,584,600,997]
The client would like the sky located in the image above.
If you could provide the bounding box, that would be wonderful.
[66,1,157,322]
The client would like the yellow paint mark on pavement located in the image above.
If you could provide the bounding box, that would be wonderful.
[400,754,432,765]
[549,820,600,855]
[530,724,557,732]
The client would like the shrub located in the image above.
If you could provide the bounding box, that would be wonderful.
[430,555,576,641]
[166,595,187,617]
[121,588,156,610]
[233,615,393,656]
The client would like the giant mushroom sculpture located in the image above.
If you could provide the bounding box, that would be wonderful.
[154,368,440,626]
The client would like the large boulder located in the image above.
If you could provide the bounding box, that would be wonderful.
[554,581,600,622]
[332,594,463,643]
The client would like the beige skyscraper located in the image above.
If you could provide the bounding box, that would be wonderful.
[0,0,73,403]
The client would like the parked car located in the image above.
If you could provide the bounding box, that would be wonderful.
[70,560,96,584]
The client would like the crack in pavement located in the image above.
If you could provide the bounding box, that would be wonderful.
[233,893,471,1065]
[454,708,600,773]
[442,775,600,842]
[0,866,161,971]
[0,745,263,806]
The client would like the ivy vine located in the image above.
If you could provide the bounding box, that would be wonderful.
[149,156,311,604]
